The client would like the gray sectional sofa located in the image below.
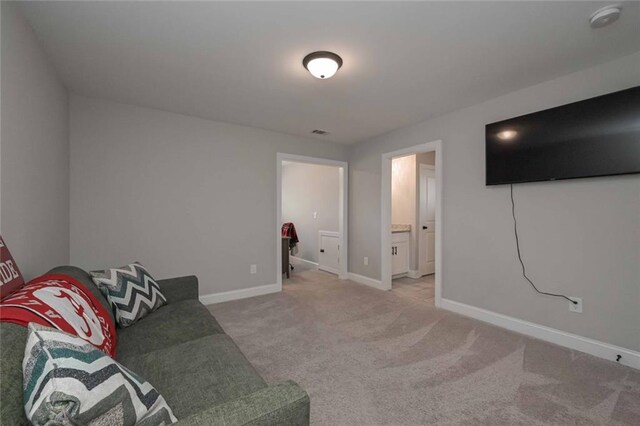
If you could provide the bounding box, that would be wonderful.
[0,266,310,425]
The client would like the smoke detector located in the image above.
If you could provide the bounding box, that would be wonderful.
[590,5,621,28]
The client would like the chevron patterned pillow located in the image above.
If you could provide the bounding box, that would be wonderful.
[23,323,177,425]
[90,263,167,328]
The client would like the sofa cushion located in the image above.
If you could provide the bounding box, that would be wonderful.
[120,334,267,419]
[23,324,177,425]
[90,263,167,328]
[48,266,115,326]
[116,299,224,360]
[0,322,28,425]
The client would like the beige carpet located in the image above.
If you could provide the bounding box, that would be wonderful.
[393,274,436,305]
[208,270,640,425]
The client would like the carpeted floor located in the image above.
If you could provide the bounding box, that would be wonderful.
[208,270,640,425]
[393,274,436,305]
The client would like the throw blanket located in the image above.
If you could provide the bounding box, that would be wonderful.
[0,273,117,357]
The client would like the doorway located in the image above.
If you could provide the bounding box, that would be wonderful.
[381,141,442,307]
[276,154,348,290]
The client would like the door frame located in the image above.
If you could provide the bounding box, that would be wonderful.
[276,153,348,290]
[381,140,443,307]
[418,164,435,277]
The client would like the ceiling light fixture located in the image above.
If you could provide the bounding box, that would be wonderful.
[589,5,622,28]
[303,51,343,79]
[497,130,518,141]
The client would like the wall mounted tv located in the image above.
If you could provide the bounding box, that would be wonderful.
[486,86,640,185]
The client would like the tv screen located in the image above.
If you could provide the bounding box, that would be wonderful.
[486,86,640,185]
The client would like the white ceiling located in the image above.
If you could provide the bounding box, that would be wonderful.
[18,1,640,144]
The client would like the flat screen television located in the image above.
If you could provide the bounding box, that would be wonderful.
[485,86,640,185]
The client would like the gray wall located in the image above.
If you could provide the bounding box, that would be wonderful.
[69,96,348,296]
[1,2,69,280]
[349,52,640,351]
[282,162,340,264]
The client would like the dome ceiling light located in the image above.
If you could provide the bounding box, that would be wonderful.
[302,51,343,79]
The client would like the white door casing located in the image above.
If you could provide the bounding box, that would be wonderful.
[277,153,348,291]
[419,165,436,276]
[381,140,442,307]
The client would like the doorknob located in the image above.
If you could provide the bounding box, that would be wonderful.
[422,226,428,230]
[320,249,325,253]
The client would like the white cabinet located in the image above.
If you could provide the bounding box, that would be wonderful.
[318,231,340,275]
[391,232,410,276]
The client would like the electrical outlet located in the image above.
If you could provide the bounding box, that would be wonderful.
[364,257,369,266]
[250,264,257,274]
[569,297,582,313]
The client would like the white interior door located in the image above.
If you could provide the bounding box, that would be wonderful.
[419,165,436,276]
[318,231,340,275]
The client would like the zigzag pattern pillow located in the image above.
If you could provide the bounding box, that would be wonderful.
[23,323,177,425]
[90,263,167,328]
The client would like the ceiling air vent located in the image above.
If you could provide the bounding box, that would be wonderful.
[311,129,330,135]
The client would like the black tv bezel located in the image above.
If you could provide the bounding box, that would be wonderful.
[485,86,640,186]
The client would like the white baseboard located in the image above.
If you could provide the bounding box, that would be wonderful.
[440,298,640,370]
[347,272,387,291]
[290,256,318,269]
[408,270,422,279]
[200,283,280,305]
[319,265,339,275]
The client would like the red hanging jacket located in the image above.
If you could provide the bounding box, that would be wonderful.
[281,222,299,245]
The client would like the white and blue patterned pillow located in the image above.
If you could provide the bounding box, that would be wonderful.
[90,263,167,328]
[23,323,177,425]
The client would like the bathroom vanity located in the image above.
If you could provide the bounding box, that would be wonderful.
[391,225,410,277]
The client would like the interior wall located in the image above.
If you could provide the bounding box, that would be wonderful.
[348,52,640,351]
[281,162,340,264]
[69,95,348,296]
[0,2,70,280]
[391,155,416,226]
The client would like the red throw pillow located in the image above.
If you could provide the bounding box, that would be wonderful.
[0,236,25,299]
[0,273,117,357]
